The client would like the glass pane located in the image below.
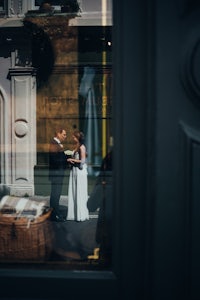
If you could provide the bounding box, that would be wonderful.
[0,0,112,270]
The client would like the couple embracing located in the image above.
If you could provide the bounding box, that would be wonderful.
[48,128,89,222]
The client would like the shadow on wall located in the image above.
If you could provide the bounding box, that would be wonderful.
[23,20,55,89]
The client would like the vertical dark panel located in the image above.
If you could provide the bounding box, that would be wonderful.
[178,122,200,299]
[113,0,148,299]
[191,142,200,300]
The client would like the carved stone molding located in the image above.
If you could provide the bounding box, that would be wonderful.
[179,121,200,291]
[180,36,200,108]
[8,67,37,79]
[8,66,37,196]
[14,120,28,138]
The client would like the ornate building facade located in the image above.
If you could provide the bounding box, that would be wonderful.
[0,0,112,196]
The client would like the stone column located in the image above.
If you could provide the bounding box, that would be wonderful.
[22,0,35,14]
[8,65,37,196]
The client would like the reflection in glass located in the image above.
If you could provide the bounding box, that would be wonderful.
[0,0,112,270]
[79,66,101,176]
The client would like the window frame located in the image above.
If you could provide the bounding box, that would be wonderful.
[0,1,150,298]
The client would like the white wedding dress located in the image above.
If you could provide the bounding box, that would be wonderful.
[67,151,89,221]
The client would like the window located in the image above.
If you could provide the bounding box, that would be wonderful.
[0,0,113,271]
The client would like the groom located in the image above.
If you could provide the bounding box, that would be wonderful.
[49,128,67,222]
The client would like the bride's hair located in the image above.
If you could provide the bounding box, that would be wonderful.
[73,130,85,144]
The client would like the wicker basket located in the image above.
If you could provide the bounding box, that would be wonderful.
[0,208,54,261]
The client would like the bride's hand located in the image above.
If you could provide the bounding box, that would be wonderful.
[67,158,74,164]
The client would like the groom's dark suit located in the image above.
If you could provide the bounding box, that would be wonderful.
[49,138,67,219]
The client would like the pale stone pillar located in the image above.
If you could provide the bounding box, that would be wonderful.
[8,65,37,196]
[22,0,36,14]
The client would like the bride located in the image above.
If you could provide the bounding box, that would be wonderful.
[66,130,89,222]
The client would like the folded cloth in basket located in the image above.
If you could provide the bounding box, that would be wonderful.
[0,195,48,220]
